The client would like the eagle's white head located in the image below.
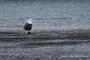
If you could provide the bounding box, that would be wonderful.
[28,18,32,24]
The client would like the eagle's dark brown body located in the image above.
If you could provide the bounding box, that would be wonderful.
[23,23,32,34]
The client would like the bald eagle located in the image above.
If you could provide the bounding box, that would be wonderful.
[23,18,33,34]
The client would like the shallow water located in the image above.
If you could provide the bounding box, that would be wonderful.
[0,30,90,60]
[0,0,90,30]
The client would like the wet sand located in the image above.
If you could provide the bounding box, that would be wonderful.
[0,29,90,60]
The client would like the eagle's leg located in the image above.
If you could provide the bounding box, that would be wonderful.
[28,32,30,34]
[27,30,31,34]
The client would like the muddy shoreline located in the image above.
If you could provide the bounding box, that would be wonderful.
[0,29,90,60]
[0,29,90,47]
